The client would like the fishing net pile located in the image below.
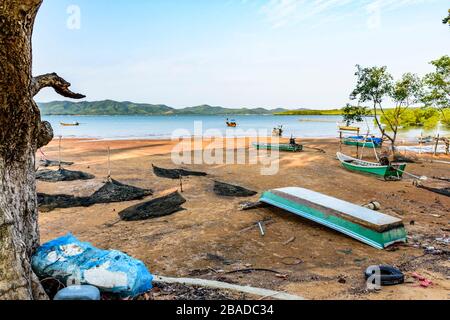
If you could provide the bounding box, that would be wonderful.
[119,191,186,221]
[38,179,153,212]
[416,178,450,198]
[36,169,95,182]
[152,164,207,180]
[91,179,153,203]
[39,159,74,167]
[213,181,258,197]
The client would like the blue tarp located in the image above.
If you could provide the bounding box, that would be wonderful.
[32,234,153,297]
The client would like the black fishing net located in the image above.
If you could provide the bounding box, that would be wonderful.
[36,169,95,182]
[152,164,207,180]
[119,191,186,221]
[213,181,258,197]
[39,159,74,167]
[38,179,153,212]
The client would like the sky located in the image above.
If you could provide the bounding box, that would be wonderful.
[33,0,450,109]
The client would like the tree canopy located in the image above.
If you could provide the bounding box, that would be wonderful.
[443,9,450,26]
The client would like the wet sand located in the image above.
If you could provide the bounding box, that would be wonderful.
[37,137,450,300]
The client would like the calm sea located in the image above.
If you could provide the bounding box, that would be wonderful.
[42,115,446,141]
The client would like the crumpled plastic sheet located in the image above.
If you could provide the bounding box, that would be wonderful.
[32,234,153,297]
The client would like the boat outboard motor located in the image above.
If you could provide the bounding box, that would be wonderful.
[289,136,296,146]
[379,157,390,166]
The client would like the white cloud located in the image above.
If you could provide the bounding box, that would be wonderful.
[257,0,435,28]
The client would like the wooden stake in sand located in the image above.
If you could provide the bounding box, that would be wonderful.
[179,174,183,193]
[258,222,265,237]
[107,147,112,182]
[434,134,440,157]
[58,135,62,170]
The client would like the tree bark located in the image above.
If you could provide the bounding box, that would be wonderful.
[0,0,84,299]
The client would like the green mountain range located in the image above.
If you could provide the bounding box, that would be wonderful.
[38,100,289,116]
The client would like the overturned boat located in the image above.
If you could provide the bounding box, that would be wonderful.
[260,187,407,249]
[337,152,406,180]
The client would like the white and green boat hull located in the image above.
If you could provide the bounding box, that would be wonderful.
[260,188,407,250]
[253,143,303,152]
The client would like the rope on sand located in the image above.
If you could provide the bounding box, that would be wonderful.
[153,275,305,300]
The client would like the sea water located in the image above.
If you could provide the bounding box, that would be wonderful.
[43,115,446,141]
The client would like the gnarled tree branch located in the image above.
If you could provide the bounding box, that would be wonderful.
[31,73,85,99]
[36,121,54,149]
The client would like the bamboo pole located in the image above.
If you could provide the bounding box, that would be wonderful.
[153,276,305,300]
[434,134,440,157]
[107,147,111,181]
[58,135,62,170]
[179,174,183,193]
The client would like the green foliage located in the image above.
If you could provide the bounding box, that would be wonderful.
[350,65,393,105]
[380,107,440,130]
[423,55,450,111]
[441,109,450,127]
[38,101,288,116]
[341,104,370,125]
[391,73,423,106]
[443,9,450,25]
[274,109,343,116]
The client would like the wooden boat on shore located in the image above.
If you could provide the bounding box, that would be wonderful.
[337,152,406,179]
[60,122,80,127]
[260,187,407,249]
[254,143,303,152]
[417,136,434,144]
[343,136,382,149]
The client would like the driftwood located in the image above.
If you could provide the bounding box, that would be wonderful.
[39,159,74,167]
[36,169,95,182]
[417,185,450,198]
[433,177,450,182]
[225,268,281,275]
[393,155,418,163]
[119,191,187,221]
[38,179,153,212]
[152,164,207,180]
[239,201,268,211]
[214,181,258,197]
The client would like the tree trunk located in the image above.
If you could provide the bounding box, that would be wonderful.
[1,1,84,299]
[0,0,47,300]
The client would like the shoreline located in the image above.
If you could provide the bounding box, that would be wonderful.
[37,137,449,300]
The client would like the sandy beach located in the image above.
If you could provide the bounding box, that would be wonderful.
[37,137,450,300]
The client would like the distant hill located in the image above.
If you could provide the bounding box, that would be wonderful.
[38,100,289,116]
[274,109,343,116]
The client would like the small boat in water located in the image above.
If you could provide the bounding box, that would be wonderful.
[60,121,80,127]
[343,136,382,149]
[337,152,406,180]
[226,119,237,128]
